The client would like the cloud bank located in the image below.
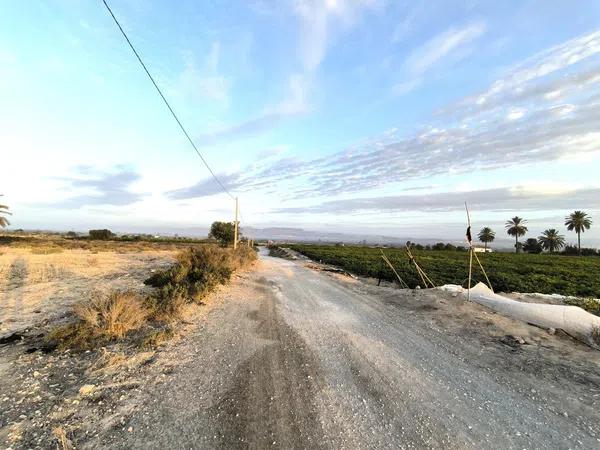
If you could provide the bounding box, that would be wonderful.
[52,166,143,208]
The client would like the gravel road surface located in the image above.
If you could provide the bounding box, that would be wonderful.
[97,249,600,449]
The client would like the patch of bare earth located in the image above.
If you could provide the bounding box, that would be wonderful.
[0,248,177,337]
[0,247,182,449]
[320,266,600,392]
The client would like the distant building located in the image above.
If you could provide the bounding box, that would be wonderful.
[473,247,493,253]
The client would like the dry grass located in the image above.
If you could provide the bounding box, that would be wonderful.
[30,245,64,255]
[0,247,176,335]
[142,327,177,349]
[148,292,189,323]
[49,291,148,349]
[76,291,148,338]
[0,233,208,253]
[90,348,156,375]
[52,426,74,450]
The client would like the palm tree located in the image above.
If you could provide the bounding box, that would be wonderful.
[477,227,495,250]
[0,196,10,228]
[505,216,528,253]
[538,229,565,253]
[565,211,592,254]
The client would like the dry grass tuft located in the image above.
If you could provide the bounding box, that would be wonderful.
[49,291,148,349]
[52,426,74,450]
[76,291,148,339]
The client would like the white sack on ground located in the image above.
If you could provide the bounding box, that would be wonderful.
[439,283,600,348]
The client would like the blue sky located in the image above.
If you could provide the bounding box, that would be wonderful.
[2,1,600,245]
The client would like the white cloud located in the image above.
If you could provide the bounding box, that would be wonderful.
[178,42,230,104]
[274,186,600,214]
[177,32,600,203]
[392,78,422,95]
[391,3,422,43]
[195,73,310,146]
[404,21,486,75]
[447,30,600,116]
[506,108,525,120]
[293,0,381,72]
[394,21,486,95]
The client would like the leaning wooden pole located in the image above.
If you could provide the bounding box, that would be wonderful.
[380,250,409,289]
[405,245,427,287]
[405,243,436,288]
[472,249,493,292]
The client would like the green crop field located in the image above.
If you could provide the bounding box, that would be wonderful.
[288,244,600,298]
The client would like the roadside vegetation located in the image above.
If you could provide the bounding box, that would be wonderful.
[45,222,257,350]
[288,244,600,298]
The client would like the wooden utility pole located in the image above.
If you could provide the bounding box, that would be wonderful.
[233,197,239,250]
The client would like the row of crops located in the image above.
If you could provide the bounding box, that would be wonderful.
[288,244,600,298]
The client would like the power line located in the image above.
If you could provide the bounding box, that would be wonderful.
[101,0,234,200]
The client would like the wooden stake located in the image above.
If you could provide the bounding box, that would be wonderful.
[472,251,493,292]
[233,197,239,250]
[380,250,409,289]
[405,245,435,288]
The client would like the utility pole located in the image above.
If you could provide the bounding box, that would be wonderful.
[233,197,239,250]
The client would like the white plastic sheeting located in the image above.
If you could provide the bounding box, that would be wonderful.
[439,283,600,348]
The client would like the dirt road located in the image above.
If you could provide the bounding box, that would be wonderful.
[96,249,600,449]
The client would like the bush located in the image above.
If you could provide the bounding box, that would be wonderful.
[523,238,543,254]
[562,245,599,256]
[144,245,256,317]
[89,229,115,240]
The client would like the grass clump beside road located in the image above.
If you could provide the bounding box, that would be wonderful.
[49,291,148,349]
[50,245,257,349]
[288,244,600,298]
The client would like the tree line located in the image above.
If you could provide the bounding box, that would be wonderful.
[478,210,593,254]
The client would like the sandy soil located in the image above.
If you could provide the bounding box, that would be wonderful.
[0,248,176,337]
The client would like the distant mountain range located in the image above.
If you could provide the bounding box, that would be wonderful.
[241,226,490,247]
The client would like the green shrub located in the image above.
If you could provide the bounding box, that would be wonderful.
[89,229,115,240]
[145,245,256,316]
